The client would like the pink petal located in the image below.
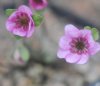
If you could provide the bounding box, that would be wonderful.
[65,53,81,63]
[77,54,89,64]
[34,5,45,10]
[26,18,35,37]
[59,36,71,50]
[65,24,80,38]
[89,42,100,55]
[18,5,32,15]
[57,49,70,59]
[12,27,27,37]
[6,11,17,32]
[26,27,34,37]
[80,29,91,37]
[80,29,95,47]
[6,21,15,32]
[42,0,48,5]
[29,0,48,10]
[8,11,17,20]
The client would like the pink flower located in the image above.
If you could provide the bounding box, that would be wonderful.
[6,5,34,38]
[29,0,48,10]
[57,24,100,64]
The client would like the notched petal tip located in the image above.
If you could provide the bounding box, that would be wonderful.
[89,42,100,55]
[77,54,89,64]
[18,5,32,15]
[65,24,79,32]
[64,24,80,38]
[59,36,70,50]
[57,49,70,59]
[80,29,92,38]
[65,53,81,63]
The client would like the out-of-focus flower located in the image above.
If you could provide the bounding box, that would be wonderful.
[29,0,48,10]
[14,50,25,66]
[57,24,100,64]
[6,5,34,38]
[14,44,30,66]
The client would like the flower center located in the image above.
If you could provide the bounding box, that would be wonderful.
[76,41,85,50]
[15,12,30,29]
[19,15,29,26]
[70,37,89,54]
[33,0,43,4]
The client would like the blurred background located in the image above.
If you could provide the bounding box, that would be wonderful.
[0,0,100,86]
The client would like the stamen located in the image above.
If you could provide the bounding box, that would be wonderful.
[15,12,30,29]
[33,0,43,4]
[70,37,89,54]
[75,41,85,50]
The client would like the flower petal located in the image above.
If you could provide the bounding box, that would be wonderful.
[6,11,17,32]
[65,53,81,63]
[6,21,15,32]
[29,0,48,10]
[77,54,89,64]
[26,27,34,37]
[89,42,100,55]
[12,27,27,37]
[80,29,95,47]
[26,20,34,37]
[65,24,80,38]
[18,5,32,15]
[59,36,71,50]
[57,49,70,59]
[80,29,91,37]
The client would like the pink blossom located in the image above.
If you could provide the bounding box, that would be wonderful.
[57,24,100,64]
[6,5,34,38]
[29,0,48,10]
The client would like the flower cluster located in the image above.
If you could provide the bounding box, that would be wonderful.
[57,24,100,64]
[6,0,48,38]
[5,0,48,64]
[5,0,100,65]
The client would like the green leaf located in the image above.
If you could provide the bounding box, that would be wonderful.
[92,28,99,41]
[5,9,15,16]
[84,26,99,41]
[32,13,43,27]
[36,10,45,15]
[84,26,92,30]
[18,45,30,62]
